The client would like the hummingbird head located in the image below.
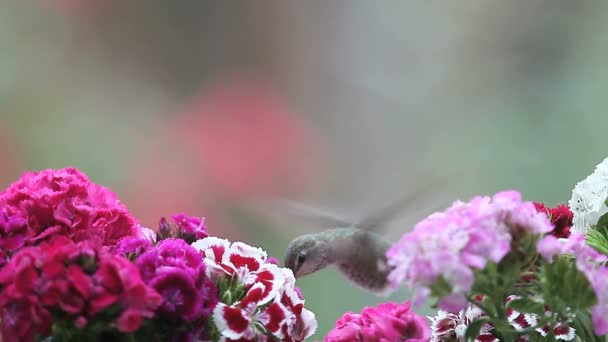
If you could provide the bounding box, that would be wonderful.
[284,234,331,278]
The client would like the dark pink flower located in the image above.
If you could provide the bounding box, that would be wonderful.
[171,213,208,239]
[117,308,143,333]
[0,167,141,253]
[149,268,202,321]
[325,301,431,342]
[113,237,153,258]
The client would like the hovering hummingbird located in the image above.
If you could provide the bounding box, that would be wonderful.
[282,182,444,295]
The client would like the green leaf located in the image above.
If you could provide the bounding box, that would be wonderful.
[507,298,545,316]
[586,224,608,256]
[464,317,490,342]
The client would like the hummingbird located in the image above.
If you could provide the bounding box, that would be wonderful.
[282,181,444,295]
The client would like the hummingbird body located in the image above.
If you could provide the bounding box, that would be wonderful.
[284,227,393,294]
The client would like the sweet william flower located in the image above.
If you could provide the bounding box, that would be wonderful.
[534,203,572,238]
[0,168,140,252]
[193,237,317,341]
[537,233,608,336]
[386,191,552,311]
[325,301,430,342]
[0,236,162,341]
[568,156,608,233]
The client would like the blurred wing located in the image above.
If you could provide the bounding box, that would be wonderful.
[255,197,356,232]
[356,176,451,232]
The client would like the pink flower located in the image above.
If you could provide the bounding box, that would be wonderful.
[117,308,143,333]
[171,213,208,239]
[0,168,140,252]
[387,191,553,311]
[325,301,430,342]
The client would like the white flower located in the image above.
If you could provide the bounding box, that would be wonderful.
[569,157,608,233]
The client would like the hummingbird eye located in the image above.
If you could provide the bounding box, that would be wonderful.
[296,253,306,267]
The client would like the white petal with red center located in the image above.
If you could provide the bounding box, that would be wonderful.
[192,237,230,261]
[294,307,317,340]
[475,334,499,342]
[238,283,266,308]
[230,241,268,261]
[555,324,576,341]
[212,303,255,340]
[223,245,266,277]
[258,302,289,338]
[251,263,284,305]
[281,284,304,316]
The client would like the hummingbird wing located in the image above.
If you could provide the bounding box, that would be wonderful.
[264,198,356,229]
[356,176,451,232]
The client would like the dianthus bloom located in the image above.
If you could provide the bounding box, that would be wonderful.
[0,236,162,341]
[537,233,608,335]
[534,203,573,238]
[387,191,553,311]
[324,301,430,342]
[156,213,208,244]
[192,237,317,341]
[135,238,218,331]
[0,167,141,252]
[568,156,608,233]
[428,304,498,342]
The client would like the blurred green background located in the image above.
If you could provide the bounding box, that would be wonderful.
[2,1,608,339]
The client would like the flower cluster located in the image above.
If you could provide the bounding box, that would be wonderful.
[386,190,553,311]
[568,156,608,233]
[324,301,430,342]
[133,238,218,340]
[537,233,608,335]
[0,167,318,342]
[0,236,162,341]
[0,168,140,254]
[193,237,317,341]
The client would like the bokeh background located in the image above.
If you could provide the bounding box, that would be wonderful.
[2,1,608,339]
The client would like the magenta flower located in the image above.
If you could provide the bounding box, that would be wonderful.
[324,301,430,342]
[0,168,140,252]
[387,191,553,311]
[171,213,208,239]
[134,238,217,335]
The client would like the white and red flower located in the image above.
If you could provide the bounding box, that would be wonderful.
[506,295,575,341]
[193,237,317,342]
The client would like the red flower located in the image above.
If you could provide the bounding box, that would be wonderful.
[0,237,161,340]
[534,202,573,238]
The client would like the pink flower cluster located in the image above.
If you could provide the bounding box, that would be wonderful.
[324,301,430,342]
[0,236,162,341]
[537,233,608,335]
[386,191,553,312]
[134,238,218,339]
[0,168,140,254]
[193,237,317,341]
